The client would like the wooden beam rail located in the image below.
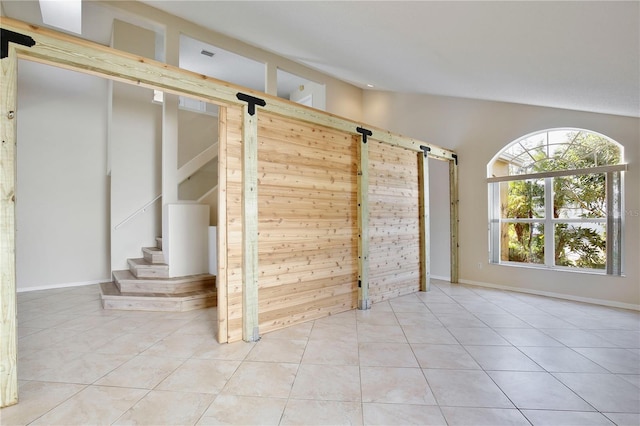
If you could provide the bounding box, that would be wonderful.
[0,18,456,161]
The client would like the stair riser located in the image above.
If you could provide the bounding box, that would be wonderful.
[100,282,216,312]
[131,269,170,278]
[116,278,216,295]
[101,294,216,312]
[143,251,165,264]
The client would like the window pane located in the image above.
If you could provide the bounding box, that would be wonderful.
[501,222,544,264]
[554,223,606,270]
[500,179,545,219]
[554,174,606,219]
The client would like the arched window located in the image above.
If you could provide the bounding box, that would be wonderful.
[487,129,626,275]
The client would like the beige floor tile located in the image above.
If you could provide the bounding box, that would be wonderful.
[113,390,214,426]
[519,346,608,373]
[573,347,640,374]
[488,371,595,411]
[94,332,165,355]
[441,407,531,425]
[302,339,359,365]
[356,310,399,326]
[474,313,531,328]
[360,366,436,405]
[424,369,514,408]
[30,385,147,425]
[0,381,85,426]
[290,364,360,401]
[434,313,488,328]
[47,328,118,353]
[197,394,287,425]
[191,339,255,361]
[389,300,429,313]
[495,328,564,347]
[464,345,544,371]
[603,412,640,425]
[359,342,418,367]
[362,403,446,425]
[540,328,619,348]
[36,352,132,384]
[309,322,357,342]
[96,355,184,389]
[17,328,79,353]
[412,344,481,370]
[553,372,640,413]
[281,399,362,426]
[245,339,307,363]
[142,333,209,358]
[521,409,615,425]
[357,324,407,343]
[174,318,218,336]
[156,358,240,394]
[312,310,357,326]
[589,330,640,349]
[401,325,457,344]
[394,311,440,326]
[448,327,510,345]
[129,318,193,337]
[261,322,313,340]
[221,361,298,398]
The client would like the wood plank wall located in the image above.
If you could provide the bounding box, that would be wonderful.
[222,106,245,343]
[256,112,358,335]
[368,141,421,302]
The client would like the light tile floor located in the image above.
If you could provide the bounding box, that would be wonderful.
[2,280,639,425]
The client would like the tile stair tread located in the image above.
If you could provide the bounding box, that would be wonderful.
[128,258,168,268]
[113,269,215,283]
[100,281,215,300]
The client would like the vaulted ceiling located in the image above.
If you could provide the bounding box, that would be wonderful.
[142,1,639,118]
[2,1,638,117]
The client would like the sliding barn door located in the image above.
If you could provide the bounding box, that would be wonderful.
[368,141,421,302]
[256,112,359,334]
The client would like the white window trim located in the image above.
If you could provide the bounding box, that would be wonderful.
[488,165,626,275]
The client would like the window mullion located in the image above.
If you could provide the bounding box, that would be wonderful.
[544,177,555,267]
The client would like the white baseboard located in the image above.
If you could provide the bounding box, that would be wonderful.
[17,279,109,293]
[430,274,451,282]
[458,278,640,311]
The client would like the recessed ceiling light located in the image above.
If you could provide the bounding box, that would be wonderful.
[366,84,374,88]
[201,49,215,57]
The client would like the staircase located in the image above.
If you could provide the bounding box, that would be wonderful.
[100,237,217,312]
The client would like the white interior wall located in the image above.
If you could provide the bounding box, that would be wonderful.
[110,20,162,271]
[16,60,110,290]
[363,91,640,308]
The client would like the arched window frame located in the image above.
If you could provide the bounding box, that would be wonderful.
[487,128,627,275]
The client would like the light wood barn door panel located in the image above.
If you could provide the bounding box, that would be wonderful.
[257,113,358,334]
[368,141,421,303]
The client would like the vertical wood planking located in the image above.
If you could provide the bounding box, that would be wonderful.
[449,158,459,283]
[357,135,370,309]
[241,105,259,342]
[224,107,245,343]
[418,151,431,292]
[216,106,228,343]
[368,141,421,302]
[0,50,18,408]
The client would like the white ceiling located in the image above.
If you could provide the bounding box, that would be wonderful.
[3,1,638,117]
[141,0,640,118]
